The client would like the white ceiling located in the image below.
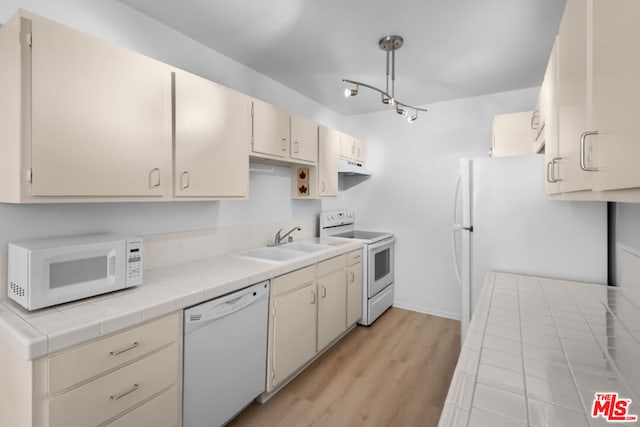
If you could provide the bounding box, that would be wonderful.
[117,0,566,115]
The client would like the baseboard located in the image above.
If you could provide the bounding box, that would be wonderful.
[393,302,461,321]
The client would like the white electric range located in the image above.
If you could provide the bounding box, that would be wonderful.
[319,210,395,326]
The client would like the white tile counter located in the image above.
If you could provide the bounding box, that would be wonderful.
[440,272,640,427]
[0,238,362,360]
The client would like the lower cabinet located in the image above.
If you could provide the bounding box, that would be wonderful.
[317,256,347,351]
[267,252,362,393]
[0,312,182,427]
[268,265,317,391]
[346,250,363,326]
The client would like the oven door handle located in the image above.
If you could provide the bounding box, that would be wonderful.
[367,237,395,251]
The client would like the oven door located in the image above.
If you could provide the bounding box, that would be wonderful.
[367,237,395,297]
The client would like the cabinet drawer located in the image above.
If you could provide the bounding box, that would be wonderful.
[48,312,180,395]
[317,254,346,277]
[272,265,315,296]
[347,249,363,266]
[106,385,179,427]
[49,342,179,427]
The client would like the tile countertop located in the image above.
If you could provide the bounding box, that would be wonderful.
[0,237,362,361]
[439,272,640,427]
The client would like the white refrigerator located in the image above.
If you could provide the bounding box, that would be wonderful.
[452,155,608,341]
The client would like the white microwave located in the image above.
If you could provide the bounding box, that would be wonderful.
[8,234,143,311]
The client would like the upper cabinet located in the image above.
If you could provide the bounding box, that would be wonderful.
[250,98,290,160]
[0,12,173,202]
[318,126,340,197]
[588,0,640,192]
[250,100,318,166]
[491,111,535,157]
[290,114,318,164]
[541,0,640,201]
[174,70,249,198]
[339,133,365,163]
[542,39,561,195]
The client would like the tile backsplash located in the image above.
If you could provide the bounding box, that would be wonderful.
[0,217,317,298]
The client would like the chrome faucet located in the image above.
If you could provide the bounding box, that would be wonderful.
[274,226,301,245]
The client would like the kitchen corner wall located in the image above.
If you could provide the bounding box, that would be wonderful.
[342,87,540,320]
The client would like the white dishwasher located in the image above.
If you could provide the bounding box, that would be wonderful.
[183,281,269,427]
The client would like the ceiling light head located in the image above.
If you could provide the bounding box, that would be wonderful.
[408,111,418,123]
[344,85,358,98]
[396,105,407,117]
[381,94,391,104]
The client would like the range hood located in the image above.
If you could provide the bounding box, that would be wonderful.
[338,159,371,176]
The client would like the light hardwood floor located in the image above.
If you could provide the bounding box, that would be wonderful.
[229,307,461,427]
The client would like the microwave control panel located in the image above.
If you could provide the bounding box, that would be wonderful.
[126,239,143,286]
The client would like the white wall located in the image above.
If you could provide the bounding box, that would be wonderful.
[342,87,539,319]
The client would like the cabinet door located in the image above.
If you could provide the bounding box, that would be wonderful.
[290,114,318,164]
[354,138,366,163]
[589,0,640,191]
[339,133,355,159]
[556,0,591,193]
[491,112,535,157]
[270,283,317,389]
[346,263,363,326]
[318,126,339,197]
[30,18,171,197]
[174,71,249,197]
[317,269,347,351]
[251,99,289,158]
[543,39,561,195]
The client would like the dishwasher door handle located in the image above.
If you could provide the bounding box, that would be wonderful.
[186,282,269,327]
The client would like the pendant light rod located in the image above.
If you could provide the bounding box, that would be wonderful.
[342,35,428,122]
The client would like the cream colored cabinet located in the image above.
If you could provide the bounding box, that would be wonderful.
[555,0,591,194]
[0,11,172,203]
[106,386,179,427]
[28,13,171,198]
[318,125,340,197]
[0,312,181,427]
[542,39,561,195]
[588,0,640,191]
[317,255,347,351]
[346,250,363,326]
[491,111,535,157]
[174,70,250,198]
[251,98,290,159]
[339,133,365,163]
[267,266,317,391]
[290,114,318,164]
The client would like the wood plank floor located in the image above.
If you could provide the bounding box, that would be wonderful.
[229,308,461,427]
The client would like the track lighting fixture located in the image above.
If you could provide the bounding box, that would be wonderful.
[343,35,427,122]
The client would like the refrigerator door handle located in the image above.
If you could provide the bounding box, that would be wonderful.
[452,228,462,287]
[452,171,463,287]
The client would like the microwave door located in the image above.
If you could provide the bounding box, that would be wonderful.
[367,239,395,297]
[29,242,126,309]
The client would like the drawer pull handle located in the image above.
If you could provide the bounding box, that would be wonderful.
[110,383,139,401]
[109,341,140,356]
